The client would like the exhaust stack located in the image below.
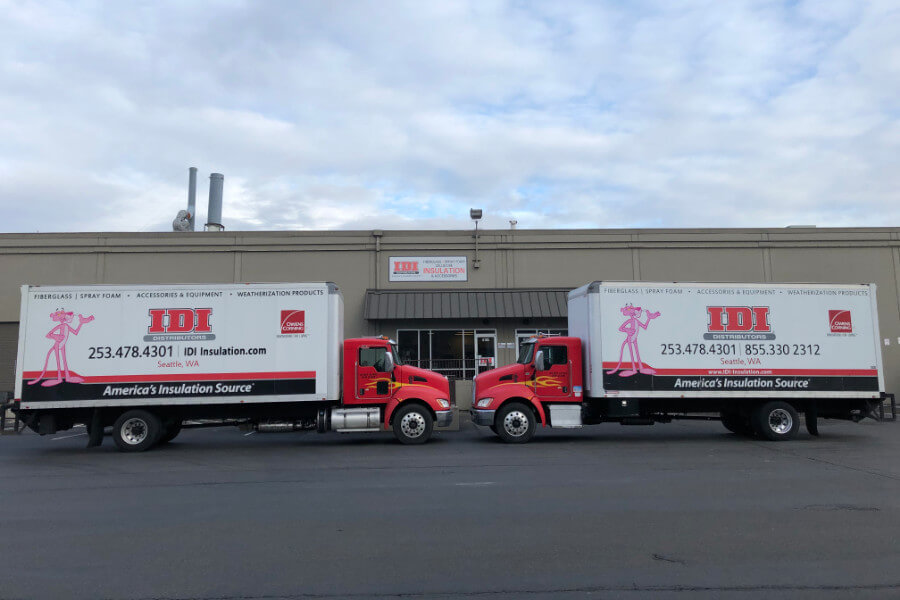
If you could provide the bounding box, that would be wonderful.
[172,166,199,232]
[187,167,197,231]
[206,173,224,231]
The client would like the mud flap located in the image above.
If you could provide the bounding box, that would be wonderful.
[86,409,103,448]
[805,402,819,437]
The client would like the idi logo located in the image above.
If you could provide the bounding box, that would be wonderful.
[704,306,775,340]
[281,310,305,334]
[393,260,419,275]
[829,310,852,333]
[707,306,771,332]
[148,308,212,334]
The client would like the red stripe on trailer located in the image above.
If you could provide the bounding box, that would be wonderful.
[600,363,876,377]
[693,369,877,376]
[22,371,316,383]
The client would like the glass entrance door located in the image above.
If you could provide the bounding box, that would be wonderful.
[475,333,497,374]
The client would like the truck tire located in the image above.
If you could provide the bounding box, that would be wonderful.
[392,404,434,445]
[495,402,536,444]
[720,411,753,436]
[159,419,183,444]
[112,410,162,452]
[86,410,104,448]
[751,401,799,441]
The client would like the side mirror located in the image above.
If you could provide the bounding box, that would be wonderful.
[383,351,395,373]
[534,350,546,372]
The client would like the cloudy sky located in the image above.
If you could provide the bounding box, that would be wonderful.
[1,0,898,233]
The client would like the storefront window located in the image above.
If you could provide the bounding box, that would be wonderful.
[397,330,419,363]
[396,329,496,379]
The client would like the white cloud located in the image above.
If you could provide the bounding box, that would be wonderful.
[0,0,898,233]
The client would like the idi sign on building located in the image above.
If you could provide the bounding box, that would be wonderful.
[389,256,468,282]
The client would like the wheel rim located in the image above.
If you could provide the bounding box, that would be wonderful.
[400,412,426,438]
[503,410,530,437]
[121,418,149,445]
[768,408,793,434]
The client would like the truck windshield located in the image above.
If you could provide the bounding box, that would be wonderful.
[517,342,535,364]
[390,343,403,366]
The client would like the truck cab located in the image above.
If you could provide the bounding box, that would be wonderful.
[342,337,453,443]
[470,335,583,443]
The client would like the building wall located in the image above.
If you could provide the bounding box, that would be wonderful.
[0,323,17,395]
[1,228,899,398]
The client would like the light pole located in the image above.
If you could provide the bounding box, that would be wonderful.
[470,209,483,269]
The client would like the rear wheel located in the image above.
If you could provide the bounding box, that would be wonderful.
[392,404,434,445]
[720,411,753,436]
[495,402,536,444]
[112,410,162,452]
[752,401,800,441]
[159,419,183,444]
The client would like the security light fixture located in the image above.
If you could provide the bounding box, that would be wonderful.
[470,209,483,269]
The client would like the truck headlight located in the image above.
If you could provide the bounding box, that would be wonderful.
[476,397,493,408]
[436,398,450,409]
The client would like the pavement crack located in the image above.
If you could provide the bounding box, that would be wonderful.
[797,503,879,512]
[651,552,687,564]
[750,441,900,482]
[106,581,900,599]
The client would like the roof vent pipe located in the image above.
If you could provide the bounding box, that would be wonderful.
[206,173,224,231]
[187,167,197,231]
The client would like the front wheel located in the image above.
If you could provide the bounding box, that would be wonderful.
[495,402,536,444]
[392,404,434,445]
[112,410,162,452]
[752,401,800,441]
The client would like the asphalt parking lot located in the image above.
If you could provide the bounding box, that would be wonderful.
[0,416,898,600]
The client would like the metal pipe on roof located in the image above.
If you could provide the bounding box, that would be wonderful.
[206,173,224,231]
[187,167,197,231]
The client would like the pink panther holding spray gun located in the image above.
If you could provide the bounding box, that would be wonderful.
[607,303,660,377]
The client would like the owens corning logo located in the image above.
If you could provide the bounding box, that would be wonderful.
[144,308,215,341]
[703,306,775,340]
[280,310,305,334]
[393,261,419,274]
[829,310,852,333]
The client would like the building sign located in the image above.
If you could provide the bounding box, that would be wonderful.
[389,256,468,282]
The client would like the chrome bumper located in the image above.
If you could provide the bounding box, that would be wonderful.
[436,410,454,428]
[469,408,495,427]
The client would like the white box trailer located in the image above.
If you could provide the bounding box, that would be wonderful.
[471,281,887,442]
[568,281,885,400]
[11,283,452,450]
[16,282,343,408]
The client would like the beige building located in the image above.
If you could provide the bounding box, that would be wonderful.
[2,227,899,405]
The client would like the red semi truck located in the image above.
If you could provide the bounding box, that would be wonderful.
[12,282,452,451]
[471,281,887,442]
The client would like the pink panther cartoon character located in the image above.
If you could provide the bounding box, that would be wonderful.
[607,303,660,377]
[28,309,95,387]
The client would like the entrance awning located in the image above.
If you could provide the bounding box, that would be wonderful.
[364,289,569,320]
